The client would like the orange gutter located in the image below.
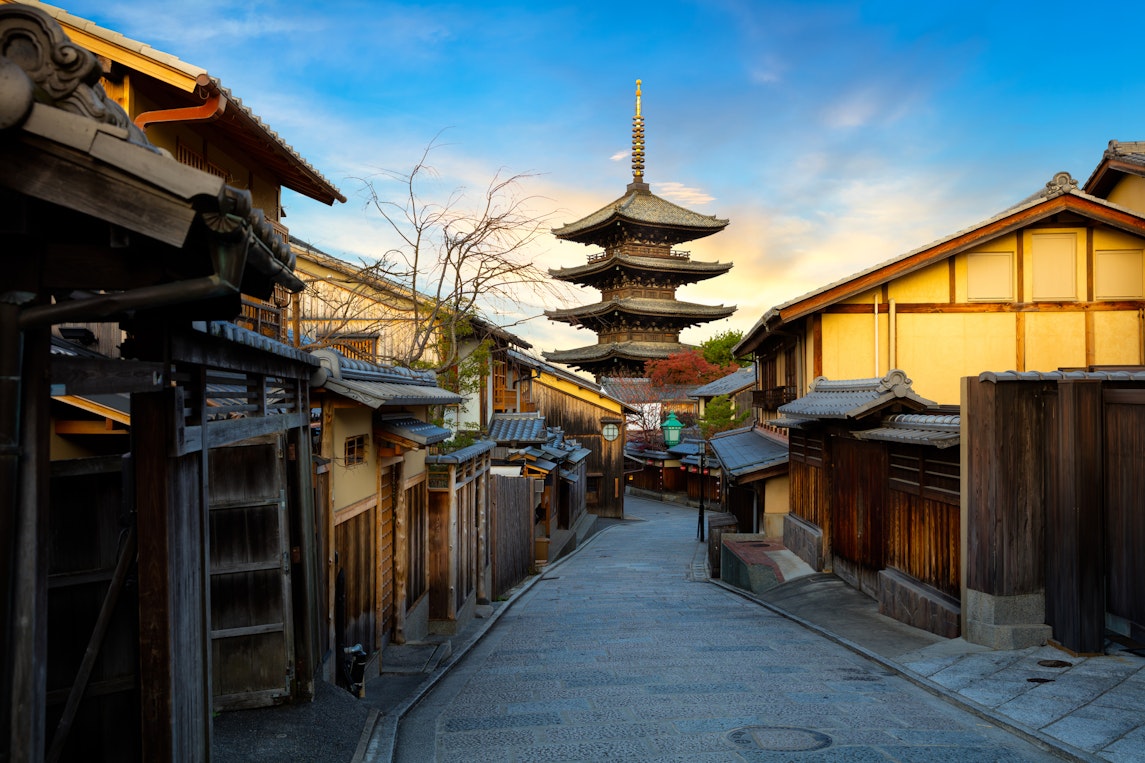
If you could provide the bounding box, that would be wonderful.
[133,73,225,130]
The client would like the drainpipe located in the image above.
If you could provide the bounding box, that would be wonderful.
[133,74,226,131]
[889,299,897,370]
[873,294,880,377]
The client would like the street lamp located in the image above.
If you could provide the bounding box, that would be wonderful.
[660,412,683,448]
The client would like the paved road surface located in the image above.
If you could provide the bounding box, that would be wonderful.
[394,496,1059,762]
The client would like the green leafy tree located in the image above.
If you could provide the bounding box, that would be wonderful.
[697,393,750,439]
[700,330,749,368]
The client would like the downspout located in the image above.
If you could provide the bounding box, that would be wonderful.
[133,74,226,131]
[873,293,880,377]
[889,299,897,370]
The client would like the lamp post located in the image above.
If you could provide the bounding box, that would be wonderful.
[660,412,683,503]
[697,444,706,542]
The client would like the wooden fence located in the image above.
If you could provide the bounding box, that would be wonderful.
[490,475,534,600]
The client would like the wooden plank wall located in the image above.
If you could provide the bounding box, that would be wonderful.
[964,380,1048,596]
[334,507,375,655]
[885,446,960,598]
[378,466,395,645]
[1104,388,1145,643]
[490,476,533,599]
[1044,380,1104,653]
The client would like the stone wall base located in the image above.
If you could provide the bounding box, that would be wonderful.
[878,567,960,638]
[783,514,824,572]
[964,588,1051,649]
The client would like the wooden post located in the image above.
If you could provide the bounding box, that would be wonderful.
[134,389,210,762]
[392,460,408,644]
[7,323,50,763]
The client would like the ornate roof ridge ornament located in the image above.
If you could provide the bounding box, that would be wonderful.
[628,78,648,191]
[1043,171,1078,196]
[0,3,153,147]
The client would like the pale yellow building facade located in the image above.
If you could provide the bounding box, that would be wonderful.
[740,168,1145,407]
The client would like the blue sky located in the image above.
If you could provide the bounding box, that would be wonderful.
[47,0,1145,354]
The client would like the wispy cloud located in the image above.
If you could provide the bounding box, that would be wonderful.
[654,182,715,206]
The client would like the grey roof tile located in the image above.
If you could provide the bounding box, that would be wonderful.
[690,366,755,398]
[852,413,960,449]
[707,427,789,480]
[777,369,934,421]
[487,413,547,444]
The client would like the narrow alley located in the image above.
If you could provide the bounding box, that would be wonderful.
[390,496,1057,762]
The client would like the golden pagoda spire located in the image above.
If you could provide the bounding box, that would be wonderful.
[631,78,646,187]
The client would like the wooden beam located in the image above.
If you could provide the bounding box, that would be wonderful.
[53,420,128,435]
[50,357,164,396]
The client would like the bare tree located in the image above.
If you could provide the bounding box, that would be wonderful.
[342,140,570,373]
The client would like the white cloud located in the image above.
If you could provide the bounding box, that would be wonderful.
[654,182,715,206]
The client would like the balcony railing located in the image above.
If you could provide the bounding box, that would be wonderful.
[237,297,284,342]
[752,385,798,410]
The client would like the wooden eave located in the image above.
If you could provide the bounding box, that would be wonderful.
[1083,157,1145,198]
[779,193,1145,327]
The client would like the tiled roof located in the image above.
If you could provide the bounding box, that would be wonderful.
[310,348,462,406]
[375,413,451,446]
[546,298,735,322]
[708,427,789,481]
[549,254,732,282]
[553,187,728,242]
[777,369,934,422]
[690,366,755,398]
[488,413,547,445]
[209,322,319,366]
[544,341,693,364]
[852,414,960,449]
[667,438,706,457]
[20,0,344,205]
[426,439,496,464]
[980,369,1145,383]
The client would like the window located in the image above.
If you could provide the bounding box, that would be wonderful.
[344,434,367,466]
[1095,249,1144,299]
[1031,233,1077,301]
[966,252,1013,301]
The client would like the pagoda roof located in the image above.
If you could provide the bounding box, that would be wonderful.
[552,185,728,244]
[544,340,692,366]
[546,298,735,326]
[549,253,732,284]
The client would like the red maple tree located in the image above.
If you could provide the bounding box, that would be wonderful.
[644,349,729,387]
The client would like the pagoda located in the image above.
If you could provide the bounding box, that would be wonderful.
[544,80,735,380]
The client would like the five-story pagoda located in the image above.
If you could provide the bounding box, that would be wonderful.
[544,80,735,380]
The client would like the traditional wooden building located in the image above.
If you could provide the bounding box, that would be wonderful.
[309,349,459,685]
[773,372,961,637]
[545,80,735,379]
[1,6,331,759]
[737,170,1145,413]
[706,425,789,537]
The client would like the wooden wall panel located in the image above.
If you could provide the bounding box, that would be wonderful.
[1104,388,1145,643]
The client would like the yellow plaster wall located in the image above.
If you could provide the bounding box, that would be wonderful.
[762,474,790,538]
[403,448,427,482]
[332,407,375,509]
[887,261,950,303]
[953,235,1018,302]
[821,313,878,380]
[1093,311,1142,365]
[1024,312,1086,371]
[895,313,1017,404]
[1107,175,1145,216]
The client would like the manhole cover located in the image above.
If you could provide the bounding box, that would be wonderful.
[726,726,832,752]
[1037,659,1072,669]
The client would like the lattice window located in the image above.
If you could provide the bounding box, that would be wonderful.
[344,434,367,466]
[407,483,428,607]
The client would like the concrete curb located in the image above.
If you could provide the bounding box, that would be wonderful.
[708,577,1100,763]
[364,518,627,762]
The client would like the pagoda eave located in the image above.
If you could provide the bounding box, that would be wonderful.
[548,255,733,286]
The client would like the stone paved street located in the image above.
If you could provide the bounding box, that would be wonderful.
[394,497,1059,762]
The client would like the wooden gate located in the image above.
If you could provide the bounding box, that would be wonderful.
[46,455,140,762]
[208,435,293,710]
[1104,388,1145,643]
[830,437,887,598]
